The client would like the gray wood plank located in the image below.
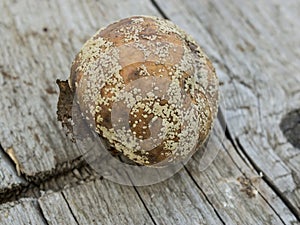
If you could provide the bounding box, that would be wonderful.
[0,1,228,224]
[39,179,153,225]
[0,198,47,225]
[9,148,298,225]
[136,171,224,225]
[0,0,159,179]
[0,146,27,196]
[223,138,299,225]
[155,0,300,218]
[38,192,79,225]
[38,151,298,225]
[1,0,299,224]
[6,162,224,225]
[187,138,298,224]
[135,116,298,225]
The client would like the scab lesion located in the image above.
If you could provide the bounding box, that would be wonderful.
[56,79,75,142]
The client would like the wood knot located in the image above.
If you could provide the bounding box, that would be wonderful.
[280,109,300,149]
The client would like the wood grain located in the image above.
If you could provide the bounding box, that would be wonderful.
[0,0,299,224]
[136,170,225,225]
[0,198,47,225]
[0,146,27,195]
[39,179,153,225]
[155,0,300,217]
[0,0,159,178]
[186,138,297,224]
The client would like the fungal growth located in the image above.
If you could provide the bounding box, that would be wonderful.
[57,16,219,168]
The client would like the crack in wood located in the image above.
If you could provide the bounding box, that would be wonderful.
[131,3,228,223]
[0,144,27,182]
[224,124,299,223]
[235,137,300,221]
[61,192,80,225]
[221,135,289,225]
[35,200,51,225]
[1,0,299,224]
[183,165,226,225]
[150,0,169,19]
[132,185,157,225]
[224,125,300,221]
[0,144,29,202]
[0,159,91,205]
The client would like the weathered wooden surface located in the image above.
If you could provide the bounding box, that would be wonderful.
[0,0,299,224]
[0,198,47,225]
[39,179,153,225]
[155,0,300,216]
[0,146,27,195]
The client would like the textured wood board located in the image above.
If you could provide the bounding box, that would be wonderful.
[0,198,47,225]
[155,0,300,217]
[39,179,153,225]
[0,146,27,194]
[36,143,298,225]
[187,139,298,224]
[0,0,299,224]
[0,0,159,178]
[38,171,224,225]
[136,170,224,225]
[38,192,85,225]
